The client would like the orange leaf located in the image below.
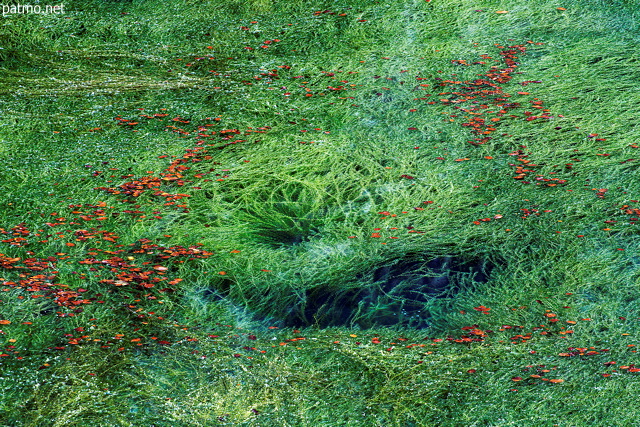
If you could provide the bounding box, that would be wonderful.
[549,379,564,383]
[0,320,10,325]
[496,10,509,14]
[557,7,566,11]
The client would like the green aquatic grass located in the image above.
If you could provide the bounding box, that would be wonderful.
[1,0,640,425]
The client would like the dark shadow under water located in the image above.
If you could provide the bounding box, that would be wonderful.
[288,255,495,328]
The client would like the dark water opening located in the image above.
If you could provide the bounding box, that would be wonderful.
[286,254,495,328]
[201,254,497,329]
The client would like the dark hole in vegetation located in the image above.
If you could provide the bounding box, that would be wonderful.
[287,254,495,328]
[252,221,319,247]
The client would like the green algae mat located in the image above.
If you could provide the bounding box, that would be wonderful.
[1,1,639,425]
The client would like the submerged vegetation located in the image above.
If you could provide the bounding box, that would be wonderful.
[1,0,640,425]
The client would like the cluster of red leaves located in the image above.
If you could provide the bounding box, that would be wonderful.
[436,44,536,145]
[512,364,564,384]
[1,235,211,311]
[0,223,31,247]
[0,110,289,362]
[312,9,348,16]
[558,346,611,357]
[0,253,79,308]
[446,325,491,343]
[620,201,640,225]
[96,115,273,211]
[426,43,569,188]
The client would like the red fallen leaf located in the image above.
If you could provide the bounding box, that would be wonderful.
[511,376,522,381]
[408,127,418,130]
